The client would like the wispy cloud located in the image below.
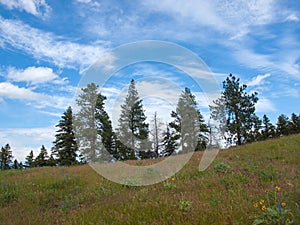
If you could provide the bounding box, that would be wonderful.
[0,16,108,69]
[0,0,51,17]
[247,73,271,87]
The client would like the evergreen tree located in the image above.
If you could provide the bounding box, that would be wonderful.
[25,150,34,168]
[74,83,99,162]
[0,144,13,170]
[117,79,150,160]
[210,74,259,145]
[13,159,19,169]
[169,88,208,154]
[276,114,290,136]
[261,114,276,139]
[34,145,49,167]
[53,106,78,166]
[289,113,300,134]
[161,124,177,157]
[246,115,262,143]
[95,93,118,162]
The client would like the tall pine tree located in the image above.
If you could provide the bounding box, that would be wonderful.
[261,114,276,139]
[117,79,150,160]
[25,150,34,168]
[210,74,259,145]
[74,83,99,162]
[53,106,78,166]
[0,144,13,170]
[95,92,118,162]
[169,88,208,154]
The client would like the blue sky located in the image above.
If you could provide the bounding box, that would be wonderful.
[0,0,299,161]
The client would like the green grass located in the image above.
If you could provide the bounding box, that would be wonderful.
[0,134,300,224]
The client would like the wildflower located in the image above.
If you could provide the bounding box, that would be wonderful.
[275,186,281,192]
[259,199,265,205]
[281,202,286,207]
[261,205,266,211]
[253,203,258,208]
[171,177,175,182]
[278,202,282,213]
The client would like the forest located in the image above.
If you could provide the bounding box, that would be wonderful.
[1,74,300,170]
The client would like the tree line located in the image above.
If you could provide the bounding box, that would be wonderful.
[1,74,300,170]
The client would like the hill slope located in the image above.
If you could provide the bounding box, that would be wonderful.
[0,134,300,225]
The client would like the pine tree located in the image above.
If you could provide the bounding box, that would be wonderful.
[95,93,118,162]
[25,150,34,168]
[117,79,150,160]
[261,114,276,140]
[0,144,13,170]
[210,74,259,145]
[169,88,208,154]
[276,114,290,136]
[34,145,49,167]
[246,115,262,143]
[74,83,99,162]
[161,124,177,157]
[53,106,78,166]
[13,159,19,169]
[289,113,300,134]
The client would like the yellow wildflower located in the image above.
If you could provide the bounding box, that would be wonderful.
[275,186,281,191]
[261,205,266,211]
[171,177,175,182]
[259,199,265,205]
[253,203,258,208]
[281,202,286,207]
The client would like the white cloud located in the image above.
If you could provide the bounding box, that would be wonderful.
[285,14,300,22]
[0,82,47,100]
[0,82,73,110]
[0,16,108,69]
[247,73,271,87]
[233,48,300,80]
[0,0,51,17]
[6,66,63,85]
[256,98,276,113]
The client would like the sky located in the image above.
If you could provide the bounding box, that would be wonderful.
[0,0,300,162]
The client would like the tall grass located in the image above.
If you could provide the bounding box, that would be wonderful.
[0,134,299,224]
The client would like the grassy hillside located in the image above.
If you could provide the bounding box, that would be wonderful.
[1,134,300,225]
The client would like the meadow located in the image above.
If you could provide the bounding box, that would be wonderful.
[0,134,299,225]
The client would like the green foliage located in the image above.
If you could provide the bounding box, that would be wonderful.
[0,183,19,205]
[163,177,176,190]
[95,92,118,161]
[169,87,208,154]
[0,144,13,170]
[214,161,231,173]
[179,200,192,212]
[34,145,50,167]
[117,79,151,160]
[253,187,295,225]
[53,106,78,166]
[25,150,34,168]
[74,83,99,162]
[210,74,259,146]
